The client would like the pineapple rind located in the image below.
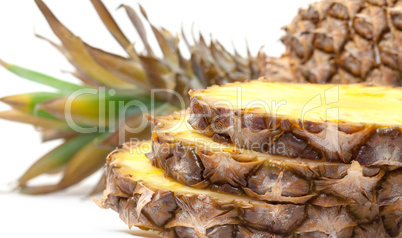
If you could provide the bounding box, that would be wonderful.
[260,0,402,86]
[148,111,399,205]
[98,141,397,237]
[188,81,402,164]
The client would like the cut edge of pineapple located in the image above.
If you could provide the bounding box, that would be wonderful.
[108,141,266,205]
[189,81,402,126]
[148,112,397,205]
[149,110,381,168]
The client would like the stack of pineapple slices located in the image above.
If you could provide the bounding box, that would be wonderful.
[97,81,402,238]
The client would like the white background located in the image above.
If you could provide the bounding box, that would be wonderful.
[0,1,312,237]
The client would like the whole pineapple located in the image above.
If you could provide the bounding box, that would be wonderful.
[260,0,402,86]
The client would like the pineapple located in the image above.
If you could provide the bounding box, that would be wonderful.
[0,0,258,194]
[188,81,402,165]
[96,141,396,237]
[2,0,401,195]
[259,0,402,86]
[147,111,391,205]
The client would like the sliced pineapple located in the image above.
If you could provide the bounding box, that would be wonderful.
[188,81,402,165]
[147,111,396,205]
[96,141,395,237]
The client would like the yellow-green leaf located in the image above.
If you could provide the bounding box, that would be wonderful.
[18,133,99,185]
[0,59,86,94]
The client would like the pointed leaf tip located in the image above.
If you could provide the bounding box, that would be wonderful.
[36,0,135,89]
[0,59,9,68]
[123,4,155,57]
[138,4,149,20]
[0,96,10,105]
[90,0,131,52]
[0,61,86,94]
[0,110,67,128]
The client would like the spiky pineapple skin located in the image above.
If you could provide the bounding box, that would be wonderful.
[97,141,398,238]
[261,0,402,86]
[147,111,397,205]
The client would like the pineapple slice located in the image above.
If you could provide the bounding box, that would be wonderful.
[147,111,391,205]
[188,81,402,165]
[96,141,394,238]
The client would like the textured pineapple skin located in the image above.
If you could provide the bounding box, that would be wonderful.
[261,0,402,86]
[97,141,398,238]
[147,111,399,206]
[188,82,402,166]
